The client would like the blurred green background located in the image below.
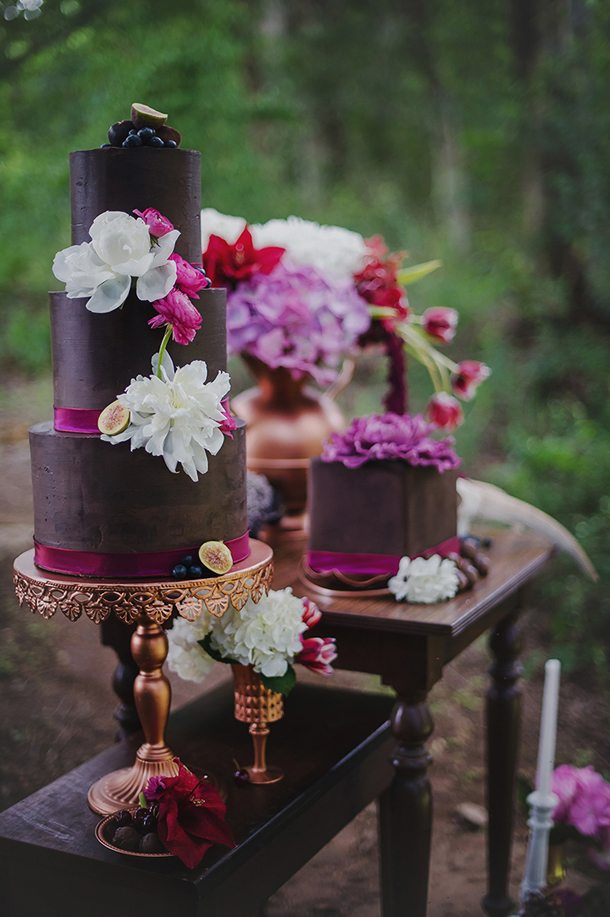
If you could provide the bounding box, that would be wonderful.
[1,0,609,678]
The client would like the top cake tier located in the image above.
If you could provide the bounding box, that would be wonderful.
[70,148,202,265]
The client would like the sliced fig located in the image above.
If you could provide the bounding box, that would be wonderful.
[131,103,168,128]
[98,400,130,435]
[198,540,233,575]
[156,125,182,147]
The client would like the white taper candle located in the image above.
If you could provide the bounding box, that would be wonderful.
[536,659,561,797]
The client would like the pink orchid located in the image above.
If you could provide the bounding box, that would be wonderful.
[133,208,174,237]
[452,360,491,401]
[422,307,458,345]
[302,596,322,629]
[219,401,237,438]
[296,636,337,676]
[149,287,203,345]
[170,253,210,300]
[427,392,464,430]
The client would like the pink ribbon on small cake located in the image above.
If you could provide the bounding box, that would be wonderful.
[306,535,460,578]
[54,399,235,436]
[34,531,250,579]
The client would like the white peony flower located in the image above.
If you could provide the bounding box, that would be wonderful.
[251,216,369,283]
[201,208,247,251]
[102,352,231,481]
[167,614,215,683]
[388,554,459,604]
[53,210,179,313]
[210,588,307,678]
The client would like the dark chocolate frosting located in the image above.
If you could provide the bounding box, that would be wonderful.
[51,287,227,411]
[30,421,247,557]
[70,148,202,264]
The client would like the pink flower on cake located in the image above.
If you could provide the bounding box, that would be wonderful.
[296,637,337,675]
[422,307,458,344]
[302,596,322,629]
[427,393,464,430]
[451,360,491,401]
[133,208,174,237]
[219,401,237,438]
[149,288,202,345]
[170,253,210,299]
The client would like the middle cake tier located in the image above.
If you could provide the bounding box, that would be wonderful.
[30,419,248,578]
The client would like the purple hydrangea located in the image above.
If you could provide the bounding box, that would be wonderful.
[227,263,370,384]
[322,412,461,473]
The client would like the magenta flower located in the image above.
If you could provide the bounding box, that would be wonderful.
[553,763,581,822]
[422,307,458,344]
[302,596,321,629]
[296,636,337,675]
[149,287,203,345]
[427,392,464,430]
[219,401,237,439]
[133,208,174,237]
[452,360,491,401]
[322,412,460,473]
[144,774,166,802]
[170,253,210,300]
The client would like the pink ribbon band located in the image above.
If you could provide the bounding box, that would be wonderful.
[306,535,461,578]
[34,531,251,579]
[54,407,102,434]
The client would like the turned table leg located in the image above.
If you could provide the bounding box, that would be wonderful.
[100,617,140,738]
[482,611,523,917]
[379,691,434,917]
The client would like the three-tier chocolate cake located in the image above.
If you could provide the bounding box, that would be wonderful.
[30,111,248,578]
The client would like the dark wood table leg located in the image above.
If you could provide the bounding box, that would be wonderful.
[482,611,523,917]
[100,617,140,738]
[378,690,434,917]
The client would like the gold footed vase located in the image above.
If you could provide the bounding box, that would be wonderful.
[232,663,284,785]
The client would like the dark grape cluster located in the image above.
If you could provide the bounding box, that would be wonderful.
[171,554,205,580]
[108,805,165,854]
[103,118,181,149]
[122,127,176,149]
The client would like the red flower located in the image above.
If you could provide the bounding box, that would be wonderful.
[202,227,285,289]
[301,596,321,629]
[296,636,337,676]
[422,307,458,345]
[354,254,408,328]
[149,288,203,345]
[170,253,210,300]
[451,360,490,401]
[145,762,235,869]
[427,392,464,430]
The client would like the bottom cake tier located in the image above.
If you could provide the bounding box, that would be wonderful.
[29,420,248,578]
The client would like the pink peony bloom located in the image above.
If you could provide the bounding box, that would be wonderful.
[452,360,491,401]
[427,392,464,430]
[296,636,337,675]
[553,763,581,822]
[149,287,203,345]
[569,775,610,838]
[219,400,237,439]
[302,596,322,629]
[133,208,174,237]
[422,307,458,344]
[170,253,210,300]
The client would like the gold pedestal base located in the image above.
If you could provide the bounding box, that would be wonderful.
[88,744,179,816]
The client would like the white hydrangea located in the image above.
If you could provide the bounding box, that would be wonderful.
[251,216,369,283]
[102,351,230,481]
[210,588,307,678]
[167,614,215,683]
[201,208,247,250]
[388,555,459,604]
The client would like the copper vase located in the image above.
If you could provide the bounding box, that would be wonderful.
[232,356,352,516]
[231,662,284,785]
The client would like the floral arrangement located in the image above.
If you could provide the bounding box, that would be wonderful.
[168,588,337,695]
[551,764,610,869]
[388,555,460,604]
[321,412,461,472]
[201,209,490,428]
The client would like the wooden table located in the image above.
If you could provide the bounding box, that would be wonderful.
[270,527,554,917]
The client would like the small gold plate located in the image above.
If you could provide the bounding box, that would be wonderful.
[95,810,173,859]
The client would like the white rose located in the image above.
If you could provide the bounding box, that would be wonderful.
[388,554,459,604]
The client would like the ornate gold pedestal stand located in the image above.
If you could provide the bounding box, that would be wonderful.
[13,540,274,815]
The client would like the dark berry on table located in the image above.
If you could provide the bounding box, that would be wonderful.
[137,127,155,141]
[180,555,194,567]
[164,139,177,148]
[113,809,133,828]
[113,826,141,851]
[149,135,164,147]
[142,811,157,832]
[123,134,142,147]
[133,806,149,832]
[233,767,250,785]
[188,564,204,579]
[172,563,188,580]
[140,832,165,854]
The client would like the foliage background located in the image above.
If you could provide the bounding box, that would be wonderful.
[1,0,608,678]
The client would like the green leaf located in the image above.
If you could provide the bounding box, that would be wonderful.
[260,664,297,696]
[397,259,442,287]
[198,634,233,665]
[138,791,147,809]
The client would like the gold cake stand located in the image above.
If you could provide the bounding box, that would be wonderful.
[13,540,274,816]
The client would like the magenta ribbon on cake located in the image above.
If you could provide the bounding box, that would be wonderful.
[306,535,461,578]
[54,399,235,436]
[34,531,250,579]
